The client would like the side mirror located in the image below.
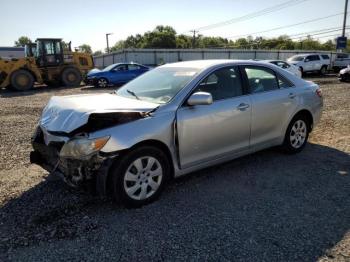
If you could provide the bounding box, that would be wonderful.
[187,92,213,106]
[304,59,310,62]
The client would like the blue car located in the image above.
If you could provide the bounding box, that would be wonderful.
[86,63,149,88]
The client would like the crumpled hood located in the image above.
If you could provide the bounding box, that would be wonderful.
[87,68,102,76]
[40,93,159,133]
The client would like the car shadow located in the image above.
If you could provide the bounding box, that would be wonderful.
[1,143,349,261]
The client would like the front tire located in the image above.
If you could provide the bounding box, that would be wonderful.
[282,116,310,154]
[111,146,170,207]
[96,78,108,88]
[61,67,82,87]
[10,69,34,91]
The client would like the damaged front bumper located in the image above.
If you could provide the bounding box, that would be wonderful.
[30,126,117,196]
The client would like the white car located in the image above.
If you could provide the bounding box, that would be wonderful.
[333,53,350,72]
[287,54,330,75]
[264,60,302,78]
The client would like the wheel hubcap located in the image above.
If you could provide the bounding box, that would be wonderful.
[290,120,307,149]
[123,156,163,200]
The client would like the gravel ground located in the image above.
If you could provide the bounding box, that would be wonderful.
[0,78,349,261]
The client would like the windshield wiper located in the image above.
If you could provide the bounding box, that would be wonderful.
[126,89,140,100]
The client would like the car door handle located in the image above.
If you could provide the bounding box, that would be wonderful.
[237,103,250,110]
[288,93,296,99]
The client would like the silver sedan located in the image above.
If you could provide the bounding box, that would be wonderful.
[30,60,323,207]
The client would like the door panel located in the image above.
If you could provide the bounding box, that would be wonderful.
[176,96,251,168]
[110,65,128,83]
[242,65,299,147]
[250,89,298,146]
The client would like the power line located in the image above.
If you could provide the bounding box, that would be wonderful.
[227,12,344,39]
[289,27,349,40]
[186,0,310,33]
[288,26,346,38]
[296,32,349,41]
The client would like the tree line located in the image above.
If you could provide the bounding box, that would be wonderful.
[13,25,348,56]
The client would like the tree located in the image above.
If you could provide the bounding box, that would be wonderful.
[142,25,177,48]
[198,36,228,48]
[234,38,249,49]
[106,25,336,52]
[176,35,192,48]
[110,40,126,52]
[14,36,32,47]
[93,50,103,56]
[78,44,92,54]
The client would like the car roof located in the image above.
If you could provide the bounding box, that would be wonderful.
[290,53,323,57]
[109,62,145,67]
[161,59,281,69]
[261,60,284,63]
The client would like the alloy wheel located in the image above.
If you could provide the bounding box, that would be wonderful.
[98,78,107,88]
[290,120,307,149]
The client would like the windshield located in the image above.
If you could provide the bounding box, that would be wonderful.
[116,67,200,104]
[103,64,118,71]
[289,55,305,61]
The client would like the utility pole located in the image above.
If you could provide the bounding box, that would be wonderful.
[342,0,348,37]
[190,30,197,49]
[106,33,112,53]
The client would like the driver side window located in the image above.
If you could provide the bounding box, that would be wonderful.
[113,65,127,71]
[195,67,243,101]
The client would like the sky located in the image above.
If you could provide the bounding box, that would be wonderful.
[0,0,347,51]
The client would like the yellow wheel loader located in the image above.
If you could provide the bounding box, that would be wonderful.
[0,38,94,91]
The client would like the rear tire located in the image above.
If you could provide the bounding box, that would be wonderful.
[10,69,34,91]
[282,116,310,154]
[111,146,170,207]
[61,67,82,87]
[299,67,304,77]
[320,66,327,75]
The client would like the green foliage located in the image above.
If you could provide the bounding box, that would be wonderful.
[142,25,177,48]
[14,36,32,47]
[93,50,103,56]
[107,25,337,52]
[78,44,92,54]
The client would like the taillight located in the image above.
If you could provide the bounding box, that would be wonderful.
[316,88,322,97]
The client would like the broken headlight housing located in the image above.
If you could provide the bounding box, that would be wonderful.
[60,136,110,159]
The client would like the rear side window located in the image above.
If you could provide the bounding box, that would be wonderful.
[244,66,279,93]
[277,74,294,88]
[271,61,290,68]
[113,64,127,71]
[196,67,243,100]
[307,55,320,61]
[321,55,330,59]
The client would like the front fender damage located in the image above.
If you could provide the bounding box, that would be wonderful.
[31,109,155,196]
